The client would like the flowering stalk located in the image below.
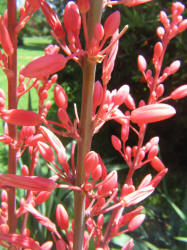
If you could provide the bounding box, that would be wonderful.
[73,1,103,248]
[7,0,17,233]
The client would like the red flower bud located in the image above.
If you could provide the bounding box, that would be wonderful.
[111,135,121,151]
[122,0,152,7]
[37,142,55,162]
[94,23,104,42]
[64,2,81,36]
[128,214,145,231]
[1,109,41,126]
[54,85,68,109]
[0,17,14,56]
[77,0,90,13]
[20,54,67,78]
[113,85,130,106]
[104,11,120,38]
[131,104,176,124]
[84,151,99,174]
[170,84,187,100]
[169,60,181,75]
[93,81,103,109]
[56,204,69,231]
[98,171,118,195]
[35,191,51,205]
[91,164,102,182]
[137,55,147,72]
[150,156,166,172]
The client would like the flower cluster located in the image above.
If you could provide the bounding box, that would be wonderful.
[0,0,186,249]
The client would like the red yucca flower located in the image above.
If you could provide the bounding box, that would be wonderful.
[130,103,176,124]
[1,109,41,126]
[20,54,67,78]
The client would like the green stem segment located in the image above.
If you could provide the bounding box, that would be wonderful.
[73,1,103,249]
[7,0,17,233]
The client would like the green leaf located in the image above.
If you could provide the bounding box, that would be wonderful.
[174,237,187,243]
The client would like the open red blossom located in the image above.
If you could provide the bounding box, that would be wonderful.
[20,54,67,78]
[0,232,40,249]
[130,104,176,124]
[0,174,57,192]
[1,109,41,126]
[25,205,57,233]
[122,185,154,207]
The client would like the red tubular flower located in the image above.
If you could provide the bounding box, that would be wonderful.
[170,84,187,100]
[25,204,57,233]
[20,54,67,78]
[150,156,166,172]
[0,17,14,56]
[39,126,66,155]
[0,233,40,249]
[0,174,57,192]
[54,85,68,109]
[56,204,69,231]
[130,104,176,124]
[119,206,143,227]
[40,1,65,42]
[1,109,41,126]
[122,0,152,7]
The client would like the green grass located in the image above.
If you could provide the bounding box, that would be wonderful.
[0,36,55,170]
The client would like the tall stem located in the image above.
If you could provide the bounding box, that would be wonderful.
[7,0,17,233]
[73,1,102,249]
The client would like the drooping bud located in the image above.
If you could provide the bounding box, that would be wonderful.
[20,54,67,78]
[54,85,68,109]
[37,142,55,162]
[150,156,166,172]
[131,104,176,124]
[128,214,145,231]
[104,11,120,38]
[56,204,69,231]
[137,55,147,72]
[1,109,41,126]
[170,84,187,100]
